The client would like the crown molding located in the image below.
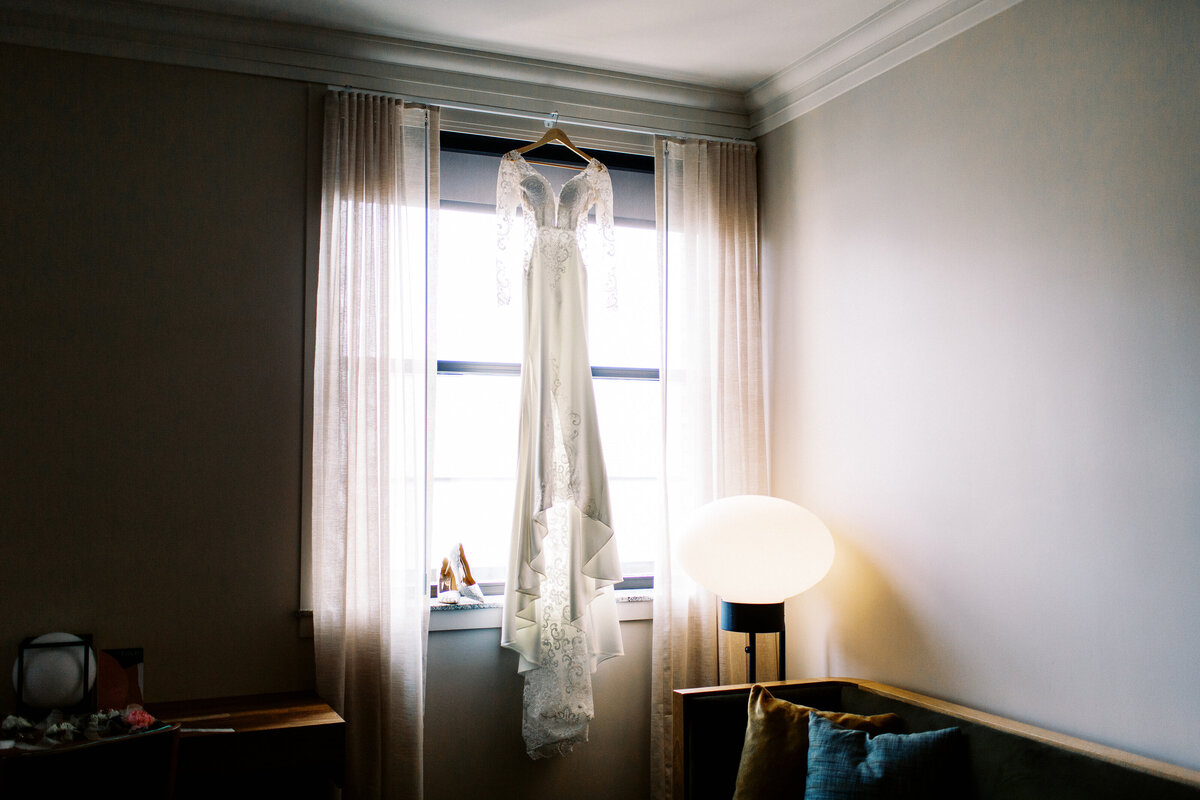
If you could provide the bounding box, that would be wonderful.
[1,0,1024,142]
[0,0,750,141]
[747,0,1024,136]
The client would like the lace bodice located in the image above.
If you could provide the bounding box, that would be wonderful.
[496,151,616,307]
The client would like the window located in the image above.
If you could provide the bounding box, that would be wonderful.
[432,133,660,586]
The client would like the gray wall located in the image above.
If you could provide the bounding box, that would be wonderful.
[760,0,1200,771]
[425,620,650,798]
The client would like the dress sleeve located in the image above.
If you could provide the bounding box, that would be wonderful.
[495,154,522,306]
[585,165,618,310]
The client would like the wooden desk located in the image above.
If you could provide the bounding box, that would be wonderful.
[152,691,344,800]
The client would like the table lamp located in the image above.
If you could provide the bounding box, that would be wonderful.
[11,632,98,713]
[679,495,834,681]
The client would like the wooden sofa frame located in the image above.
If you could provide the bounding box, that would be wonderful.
[673,678,1200,800]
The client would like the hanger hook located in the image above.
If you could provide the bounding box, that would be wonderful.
[545,111,559,129]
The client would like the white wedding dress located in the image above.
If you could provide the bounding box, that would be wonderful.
[497,151,624,759]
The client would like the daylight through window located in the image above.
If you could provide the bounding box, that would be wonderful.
[432,133,661,586]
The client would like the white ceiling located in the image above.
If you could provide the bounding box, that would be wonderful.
[1,0,1020,138]
[138,0,898,91]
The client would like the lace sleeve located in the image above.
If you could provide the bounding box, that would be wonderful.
[583,164,618,310]
[496,154,523,306]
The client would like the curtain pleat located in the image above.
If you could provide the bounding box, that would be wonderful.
[312,91,438,800]
[651,138,767,800]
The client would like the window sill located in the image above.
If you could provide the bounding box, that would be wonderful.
[429,591,652,632]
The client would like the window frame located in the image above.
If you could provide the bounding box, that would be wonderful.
[431,132,659,599]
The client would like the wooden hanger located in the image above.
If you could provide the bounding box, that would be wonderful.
[516,126,594,165]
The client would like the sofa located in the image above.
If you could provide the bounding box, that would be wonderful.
[674,678,1200,799]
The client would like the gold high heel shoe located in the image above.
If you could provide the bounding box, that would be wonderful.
[449,544,486,604]
[437,557,460,604]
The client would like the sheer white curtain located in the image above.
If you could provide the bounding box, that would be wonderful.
[312,91,438,800]
[651,138,767,800]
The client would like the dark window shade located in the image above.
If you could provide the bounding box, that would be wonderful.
[440,134,655,224]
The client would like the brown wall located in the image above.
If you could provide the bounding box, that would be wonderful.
[0,43,314,704]
[0,43,654,795]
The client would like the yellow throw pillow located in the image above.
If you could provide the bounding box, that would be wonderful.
[732,685,903,800]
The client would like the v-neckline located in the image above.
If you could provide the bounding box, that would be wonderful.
[506,151,602,224]
[509,151,600,195]
[508,150,600,172]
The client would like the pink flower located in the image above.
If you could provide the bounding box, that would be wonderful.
[123,708,155,730]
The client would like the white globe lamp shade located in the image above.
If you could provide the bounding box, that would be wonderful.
[11,632,97,710]
[679,495,835,603]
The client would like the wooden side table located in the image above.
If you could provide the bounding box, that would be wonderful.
[151,691,344,800]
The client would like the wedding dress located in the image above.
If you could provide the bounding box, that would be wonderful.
[497,150,624,759]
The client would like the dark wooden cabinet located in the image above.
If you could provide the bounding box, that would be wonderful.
[0,724,180,797]
[152,692,344,800]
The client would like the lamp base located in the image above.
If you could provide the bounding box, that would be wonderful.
[718,600,785,682]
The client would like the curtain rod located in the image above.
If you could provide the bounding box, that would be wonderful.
[324,85,752,145]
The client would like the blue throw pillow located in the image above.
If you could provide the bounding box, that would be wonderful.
[805,712,967,799]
